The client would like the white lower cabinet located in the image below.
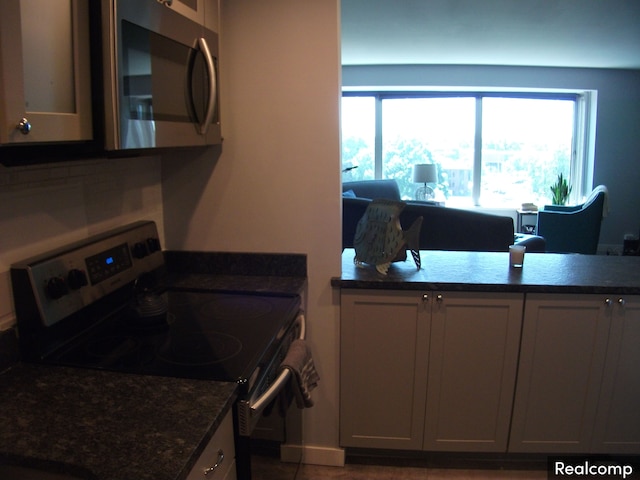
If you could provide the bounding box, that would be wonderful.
[340,290,430,450]
[509,293,640,454]
[340,290,522,452]
[423,292,522,452]
[509,294,610,453]
[592,295,640,454]
[340,289,640,455]
[187,410,236,480]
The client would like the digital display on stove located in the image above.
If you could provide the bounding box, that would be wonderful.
[85,243,132,285]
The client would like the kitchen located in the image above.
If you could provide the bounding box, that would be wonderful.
[1,0,640,479]
[1,0,340,477]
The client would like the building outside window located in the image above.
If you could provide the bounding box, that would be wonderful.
[341,91,593,209]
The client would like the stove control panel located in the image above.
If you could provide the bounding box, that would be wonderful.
[11,221,164,327]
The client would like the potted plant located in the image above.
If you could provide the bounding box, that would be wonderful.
[550,173,572,205]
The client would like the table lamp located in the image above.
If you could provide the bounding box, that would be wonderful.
[413,163,437,201]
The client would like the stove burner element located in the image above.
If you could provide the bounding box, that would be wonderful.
[86,335,137,359]
[199,295,274,320]
[158,331,243,366]
[83,335,157,368]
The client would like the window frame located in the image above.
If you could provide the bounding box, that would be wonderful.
[341,89,596,207]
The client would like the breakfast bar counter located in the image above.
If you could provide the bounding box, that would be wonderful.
[332,249,640,294]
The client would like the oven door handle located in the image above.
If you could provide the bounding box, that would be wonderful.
[249,312,306,414]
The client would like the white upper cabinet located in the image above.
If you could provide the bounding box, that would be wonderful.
[0,0,92,145]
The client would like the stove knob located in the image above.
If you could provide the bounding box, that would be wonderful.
[146,237,161,253]
[132,242,149,259]
[67,269,88,290]
[46,276,69,300]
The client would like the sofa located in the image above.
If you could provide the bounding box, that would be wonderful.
[343,180,546,252]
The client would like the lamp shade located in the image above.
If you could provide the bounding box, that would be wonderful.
[413,164,437,184]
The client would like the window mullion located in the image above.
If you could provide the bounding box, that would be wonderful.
[571,92,595,201]
[473,97,483,206]
[374,96,383,179]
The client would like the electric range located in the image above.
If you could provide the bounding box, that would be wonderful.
[10,220,303,480]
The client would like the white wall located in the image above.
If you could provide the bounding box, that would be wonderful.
[161,0,343,463]
[343,65,640,250]
[0,157,164,330]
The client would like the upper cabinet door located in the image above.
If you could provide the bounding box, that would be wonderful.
[0,0,92,145]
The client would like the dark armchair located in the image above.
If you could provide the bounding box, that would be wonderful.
[536,185,608,255]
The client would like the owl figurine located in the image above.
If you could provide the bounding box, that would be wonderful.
[353,199,423,275]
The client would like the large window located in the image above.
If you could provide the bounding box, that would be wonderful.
[341,92,592,208]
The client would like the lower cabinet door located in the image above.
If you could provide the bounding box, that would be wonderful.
[340,290,430,450]
[509,294,610,453]
[592,295,640,454]
[187,411,236,480]
[423,292,523,452]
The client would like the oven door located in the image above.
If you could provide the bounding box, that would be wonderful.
[236,312,306,437]
[102,0,221,150]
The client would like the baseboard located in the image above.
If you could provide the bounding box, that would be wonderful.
[280,444,345,467]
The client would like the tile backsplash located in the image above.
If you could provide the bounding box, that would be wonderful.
[0,156,164,330]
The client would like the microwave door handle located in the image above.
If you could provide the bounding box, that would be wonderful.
[197,37,216,135]
[248,312,306,415]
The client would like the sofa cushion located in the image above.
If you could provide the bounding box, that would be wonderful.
[401,202,514,252]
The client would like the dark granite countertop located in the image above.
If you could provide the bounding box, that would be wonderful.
[0,364,237,480]
[332,249,640,294]
[165,250,307,296]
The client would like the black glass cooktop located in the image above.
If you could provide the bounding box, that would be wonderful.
[48,290,301,386]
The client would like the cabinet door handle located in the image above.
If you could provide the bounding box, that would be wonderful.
[422,293,429,302]
[204,449,224,475]
[605,298,613,307]
[16,118,31,135]
[436,294,443,303]
[618,297,626,306]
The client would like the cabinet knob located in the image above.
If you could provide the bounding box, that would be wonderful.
[605,298,612,306]
[16,118,31,135]
[436,294,443,303]
[422,293,429,302]
[618,297,626,306]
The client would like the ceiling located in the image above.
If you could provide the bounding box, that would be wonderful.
[341,0,640,69]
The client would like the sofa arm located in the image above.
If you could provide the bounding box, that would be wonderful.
[342,180,401,201]
[514,234,546,253]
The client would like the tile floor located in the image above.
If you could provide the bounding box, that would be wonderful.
[252,454,548,480]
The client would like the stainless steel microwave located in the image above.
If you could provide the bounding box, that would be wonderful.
[100,1,221,150]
